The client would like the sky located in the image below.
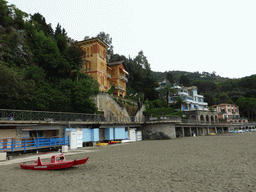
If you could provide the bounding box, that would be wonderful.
[7,0,256,79]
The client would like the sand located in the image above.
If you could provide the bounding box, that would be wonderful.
[0,133,256,192]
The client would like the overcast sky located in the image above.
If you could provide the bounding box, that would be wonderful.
[8,0,256,79]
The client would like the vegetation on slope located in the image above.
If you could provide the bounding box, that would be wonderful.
[1,0,256,120]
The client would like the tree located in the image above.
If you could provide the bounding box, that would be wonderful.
[159,83,172,107]
[30,13,53,37]
[236,97,256,120]
[0,63,35,109]
[64,43,84,74]
[71,78,99,113]
[97,32,113,59]
[133,51,158,100]
[12,6,28,29]
[204,93,215,106]
[179,75,190,87]
[174,96,184,111]
[0,0,14,27]
[192,80,217,94]
[30,30,69,78]
[166,72,174,85]
[218,92,232,104]
[54,23,67,54]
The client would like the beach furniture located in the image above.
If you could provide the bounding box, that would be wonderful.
[96,142,108,146]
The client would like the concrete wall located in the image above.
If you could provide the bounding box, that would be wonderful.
[0,128,16,139]
[93,93,130,121]
[135,104,146,122]
[142,123,176,140]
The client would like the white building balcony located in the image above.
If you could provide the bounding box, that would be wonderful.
[198,101,208,106]
[179,92,188,96]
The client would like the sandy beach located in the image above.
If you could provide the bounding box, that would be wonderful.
[0,133,256,192]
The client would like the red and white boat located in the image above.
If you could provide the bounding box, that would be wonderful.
[19,154,89,170]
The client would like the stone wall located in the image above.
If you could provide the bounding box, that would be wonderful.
[135,104,146,122]
[185,110,219,124]
[93,93,130,120]
[142,123,176,140]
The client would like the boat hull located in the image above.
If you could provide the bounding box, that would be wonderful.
[19,154,89,170]
[74,157,89,165]
[19,160,75,170]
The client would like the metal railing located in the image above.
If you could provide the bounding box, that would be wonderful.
[115,85,125,91]
[120,75,128,82]
[0,109,182,124]
[0,136,69,153]
[145,115,181,122]
[181,119,215,124]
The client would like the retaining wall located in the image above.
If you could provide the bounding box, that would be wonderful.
[142,123,176,140]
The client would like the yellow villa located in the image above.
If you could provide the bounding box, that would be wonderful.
[77,37,128,98]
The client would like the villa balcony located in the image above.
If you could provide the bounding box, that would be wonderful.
[120,75,128,82]
[179,92,188,96]
[85,68,91,72]
[198,101,208,106]
[116,85,125,91]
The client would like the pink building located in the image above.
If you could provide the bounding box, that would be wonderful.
[212,104,248,124]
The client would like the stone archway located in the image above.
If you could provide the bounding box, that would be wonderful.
[191,115,197,121]
[215,116,218,124]
[211,116,214,124]
[206,115,209,123]
[200,115,204,123]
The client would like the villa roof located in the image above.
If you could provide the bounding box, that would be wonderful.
[108,61,124,66]
[77,37,109,48]
[108,60,129,74]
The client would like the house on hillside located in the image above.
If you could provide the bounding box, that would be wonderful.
[211,103,248,124]
[156,82,219,124]
[168,84,208,111]
[77,37,128,98]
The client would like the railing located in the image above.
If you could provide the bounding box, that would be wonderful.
[84,68,91,72]
[145,115,181,122]
[120,75,128,82]
[0,109,107,122]
[0,136,69,153]
[115,85,125,91]
[0,109,183,124]
[0,109,141,123]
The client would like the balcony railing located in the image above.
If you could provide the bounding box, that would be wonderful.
[198,101,208,105]
[85,68,91,72]
[116,85,125,91]
[145,115,181,122]
[120,75,128,82]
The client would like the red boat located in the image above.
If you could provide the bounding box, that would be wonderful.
[19,154,89,170]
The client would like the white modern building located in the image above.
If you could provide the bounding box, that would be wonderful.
[168,85,208,111]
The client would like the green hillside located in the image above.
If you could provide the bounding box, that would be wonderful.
[1,0,256,120]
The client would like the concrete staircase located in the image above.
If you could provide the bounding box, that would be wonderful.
[93,93,131,121]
